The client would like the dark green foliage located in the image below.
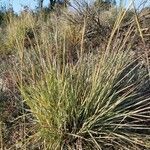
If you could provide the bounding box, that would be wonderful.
[94,0,116,10]
[38,0,69,10]
[0,5,6,26]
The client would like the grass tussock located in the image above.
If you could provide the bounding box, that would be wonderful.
[0,0,150,149]
[20,50,150,149]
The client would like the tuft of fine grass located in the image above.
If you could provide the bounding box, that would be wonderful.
[17,48,150,149]
[7,1,150,149]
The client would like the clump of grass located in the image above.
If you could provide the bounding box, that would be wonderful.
[16,47,150,149]
[4,11,36,52]
[6,1,150,149]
